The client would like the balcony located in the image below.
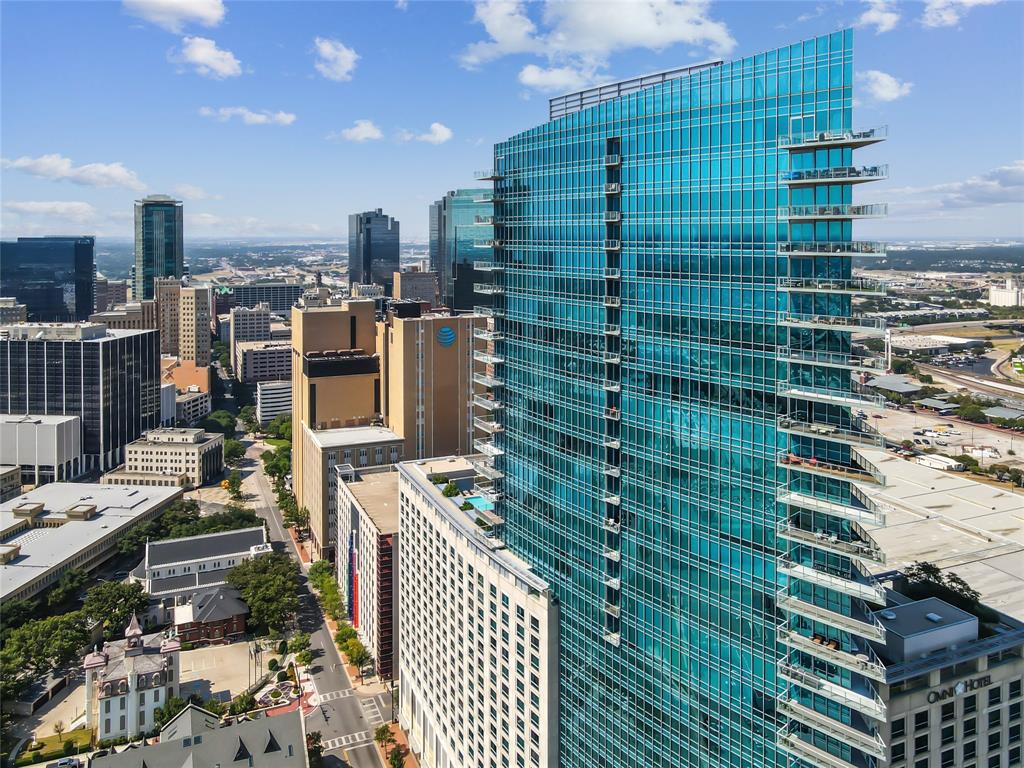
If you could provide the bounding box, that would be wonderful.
[779,559,886,605]
[474,416,504,435]
[778,347,883,373]
[778,452,885,487]
[603,351,621,364]
[779,165,888,185]
[777,489,885,528]
[473,194,501,203]
[603,296,622,308]
[604,407,621,422]
[604,154,621,166]
[473,327,504,342]
[473,239,503,250]
[604,465,621,478]
[778,313,887,336]
[778,697,886,758]
[604,211,622,223]
[473,372,503,389]
[473,438,504,458]
[603,437,621,449]
[604,494,621,506]
[778,628,887,683]
[603,631,621,647]
[604,182,621,194]
[778,595,886,642]
[777,277,886,296]
[778,729,861,768]
[604,576,621,590]
[603,547,621,563]
[474,283,505,295]
[779,662,887,721]
[473,305,505,318]
[471,459,504,482]
[474,169,504,181]
[779,126,887,150]
[604,324,621,336]
[474,215,496,225]
[605,267,621,279]
[602,380,621,393]
[473,350,504,365]
[778,240,887,257]
[604,239,621,251]
[474,262,503,272]
[776,381,888,409]
[602,518,621,533]
[473,394,503,412]
[778,203,888,220]
[776,418,886,450]
[604,603,621,618]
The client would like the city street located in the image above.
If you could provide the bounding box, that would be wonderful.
[245,439,386,768]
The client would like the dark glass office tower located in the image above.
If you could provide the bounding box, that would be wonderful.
[473,30,889,768]
[134,194,184,300]
[0,236,95,321]
[430,189,494,310]
[0,324,161,472]
[428,198,445,275]
[348,209,400,295]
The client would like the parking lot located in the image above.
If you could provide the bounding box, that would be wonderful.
[867,406,1024,467]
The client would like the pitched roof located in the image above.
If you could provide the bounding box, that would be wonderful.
[145,527,266,567]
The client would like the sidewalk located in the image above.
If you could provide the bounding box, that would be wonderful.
[374,723,421,768]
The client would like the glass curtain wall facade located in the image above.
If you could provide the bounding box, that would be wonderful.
[445,189,495,311]
[0,236,95,321]
[348,209,400,295]
[134,195,184,300]
[0,329,161,471]
[473,30,889,768]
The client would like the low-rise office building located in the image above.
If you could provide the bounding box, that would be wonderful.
[0,413,83,486]
[84,615,181,742]
[0,465,20,502]
[229,302,272,370]
[0,297,28,324]
[398,457,560,768]
[234,339,292,383]
[89,300,158,330]
[231,281,305,313]
[300,424,403,561]
[336,466,399,679]
[0,483,183,604]
[176,387,212,425]
[393,270,439,305]
[257,380,292,424]
[102,427,224,489]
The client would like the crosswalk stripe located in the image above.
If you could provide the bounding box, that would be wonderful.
[323,730,373,751]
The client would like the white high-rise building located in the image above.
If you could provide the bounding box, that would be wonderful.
[989,277,1024,307]
[397,457,559,768]
[257,380,292,425]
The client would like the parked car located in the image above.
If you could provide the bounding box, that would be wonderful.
[55,758,82,768]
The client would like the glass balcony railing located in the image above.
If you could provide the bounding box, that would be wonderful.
[604,182,621,194]
[474,262,503,272]
[779,662,887,721]
[777,381,888,409]
[779,126,887,150]
[780,165,888,185]
[604,154,621,166]
[778,728,862,768]
[473,239,503,249]
[777,347,884,372]
[604,239,621,251]
[473,305,504,318]
[603,296,621,308]
[777,276,886,295]
[778,452,885,486]
[473,350,504,365]
[474,215,496,225]
[776,489,886,528]
[474,283,504,295]
[473,372,503,389]
[472,194,502,203]
[473,438,504,457]
[777,523,886,566]
[603,351,621,364]
[603,631,621,647]
[473,394,503,411]
[604,324,621,336]
[474,169,504,181]
[779,559,886,605]
[605,267,621,279]
[474,416,504,435]
[473,327,504,342]
[778,595,886,643]
[778,240,887,257]
[778,203,888,220]
[604,211,622,222]
[777,696,887,758]
[778,313,887,335]
[778,418,886,449]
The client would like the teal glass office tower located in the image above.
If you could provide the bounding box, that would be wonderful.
[134,194,184,300]
[473,30,889,768]
[429,189,495,310]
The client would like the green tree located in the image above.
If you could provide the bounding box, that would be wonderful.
[218,351,231,370]
[229,692,256,716]
[389,745,404,768]
[239,405,258,434]
[375,724,395,753]
[152,695,190,729]
[0,598,37,641]
[335,624,357,646]
[48,569,88,607]
[295,649,314,669]
[227,552,300,631]
[345,639,371,683]
[309,560,333,582]
[83,581,150,640]
[306,730,324,768]
[267,414,292,442]
[288,632,311,654]
[957,403,988,423]
[226,469,243,500]
[283,505,309,533]
[224,438,246,466]
[203,697,226,717]
[3,611,89,674]
[441,481,460,498]
[202,409,238,437]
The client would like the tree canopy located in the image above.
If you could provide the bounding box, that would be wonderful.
[226,552,300,631]
[224,438,246,466]
[83,581,150,640]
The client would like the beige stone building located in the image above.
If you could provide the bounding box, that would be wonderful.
[178,286,211,365]
[378,309,484,460]
[229,303,272,371]
[233,339,292,383]
[90,300,158,330]
[155,277,181,356]
[103,427,223,489]
[392,269,439,305]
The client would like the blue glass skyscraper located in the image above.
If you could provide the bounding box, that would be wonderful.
[473,30,889,768]
[349,208,400,295]
[134,194,184,300]
[0,236,95,321]
[429,189,495,310]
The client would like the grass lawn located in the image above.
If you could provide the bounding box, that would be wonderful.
[265,438,290,449]
[16,727,93,765]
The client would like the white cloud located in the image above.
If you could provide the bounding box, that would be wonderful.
[123,0,225,32]
[882,161,1024,211]
[313,37,359,81]
[396,0,409,9]
[460,0,735,91]
[1,153,146,191]
[518,63,597,93]
[175,36,241,78]
[417,122,454,144]
[330,119,384,142]
[856,0,901,33]
[921,0,1001,28]
[173,183,220,200]
[199,106,297,125]
[4,201,98,223]
[857,69,914,101]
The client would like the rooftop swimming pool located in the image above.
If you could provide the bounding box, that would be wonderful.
[463,494,495,512]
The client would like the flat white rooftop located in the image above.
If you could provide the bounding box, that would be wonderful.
[307,424,402,448]
[0,483,181,601]
[859,448,1024,620]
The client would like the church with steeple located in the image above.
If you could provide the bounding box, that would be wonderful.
[83,614,181,742]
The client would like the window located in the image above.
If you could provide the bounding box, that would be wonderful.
[942,724,955,745]
[915,711,930,732]
[915,734,929,753]
[964,741,977,761]
[966,717,978,737]
[990,731,1003,751]
[991,710,1003,729]
[891,742,906,763]
[942,702,956,722]
[966,695,979,714]
[1011,679,1022,699]
[991,687,1004,707]
[941,749,955,768]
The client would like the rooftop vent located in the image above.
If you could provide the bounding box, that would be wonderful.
[880,610,897,620]
[926,612,944,623]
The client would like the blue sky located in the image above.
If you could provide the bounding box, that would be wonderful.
[1,0,1021,241]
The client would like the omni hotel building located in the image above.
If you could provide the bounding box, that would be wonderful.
[464,27,1023,768]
